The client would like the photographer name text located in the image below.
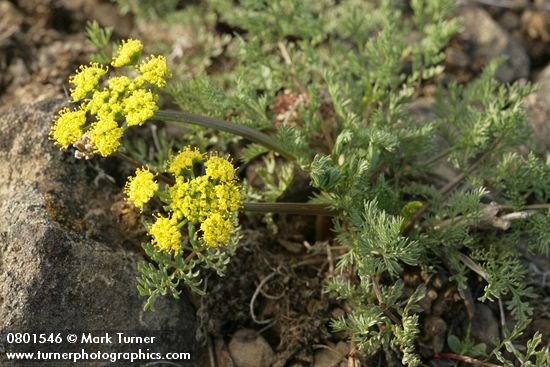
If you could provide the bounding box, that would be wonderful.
[80,333,155,344]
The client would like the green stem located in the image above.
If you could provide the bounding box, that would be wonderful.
[242,202,335,216]
[154,110,295,161]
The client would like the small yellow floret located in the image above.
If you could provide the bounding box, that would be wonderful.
[49,107,87,148]
[112,39,143,67]
[138,55,171,87]
[124,168,158,210]
[169,149,241,221]
[87,88,110,116]
[108,76,132,94]
[87,87,123,120]
[205,156,236,182]
[214,183,241,212]
[69,63,107,102]
[88,118,123,157]
[201,213,232,247]
[167,146,204,175]
[123,89,158,126]
[149,215,182,253]
[170,178,242,221]
[170,176,215,221]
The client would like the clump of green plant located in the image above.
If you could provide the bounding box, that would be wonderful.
[54,0,550,365]
[50,35,258,309]
[125,148,242,309]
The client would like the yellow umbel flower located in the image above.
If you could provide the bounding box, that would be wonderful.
[124,168,158,210]
[51,38,173,160]
[167,146,204,175]
[69,63,107,102]
[201,213,232,247]
[214,183,241,213]
[88,118,123,157]
[170,175,216,221]
[112,39,143,67]
[205,156,236,182]
[49,107,87,148]
[87,89,121,118]
[87,88,110,116]
[123,89,158,126]
[149,215,182,253]
[138,55,171,87]
[107,76,132,94]
[169,149,242,221]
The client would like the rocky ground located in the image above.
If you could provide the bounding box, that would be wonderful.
[0,1,549,367]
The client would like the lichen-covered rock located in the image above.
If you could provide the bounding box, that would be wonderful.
[0,100,197,366]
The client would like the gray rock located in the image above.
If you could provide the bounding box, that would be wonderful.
[313,342,348,367]
[471,303,500,347]
[535,64,550,107]
[0,100,197,366]
[459,5,530,82]
[523,67,550,153]
[0,1,24,90]
[228,329,275,367]
[423,316,447,354]
[0,1,23,44]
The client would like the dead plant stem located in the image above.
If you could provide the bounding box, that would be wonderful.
[434,353,502,367]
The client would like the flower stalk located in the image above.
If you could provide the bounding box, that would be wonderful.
[242,202,334,216]
[154,109,295,161]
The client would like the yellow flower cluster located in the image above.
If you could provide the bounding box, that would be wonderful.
[167,146,204,175]
[50,38,171,157]
[121,148,240,253]
[108,76,132,94]
[138,56,171,87]
[169,153,240,247]
[200,213,232,247]
[124,168,158,210]
[205,156,236,182]
[69,63,107,102]
[149,215,182,253]
[49,107,87,148]
[170,174,241,222]
[171,158,239,215]
[111,39,143,67]
[88,117,123,157]
[123,89,157,126]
